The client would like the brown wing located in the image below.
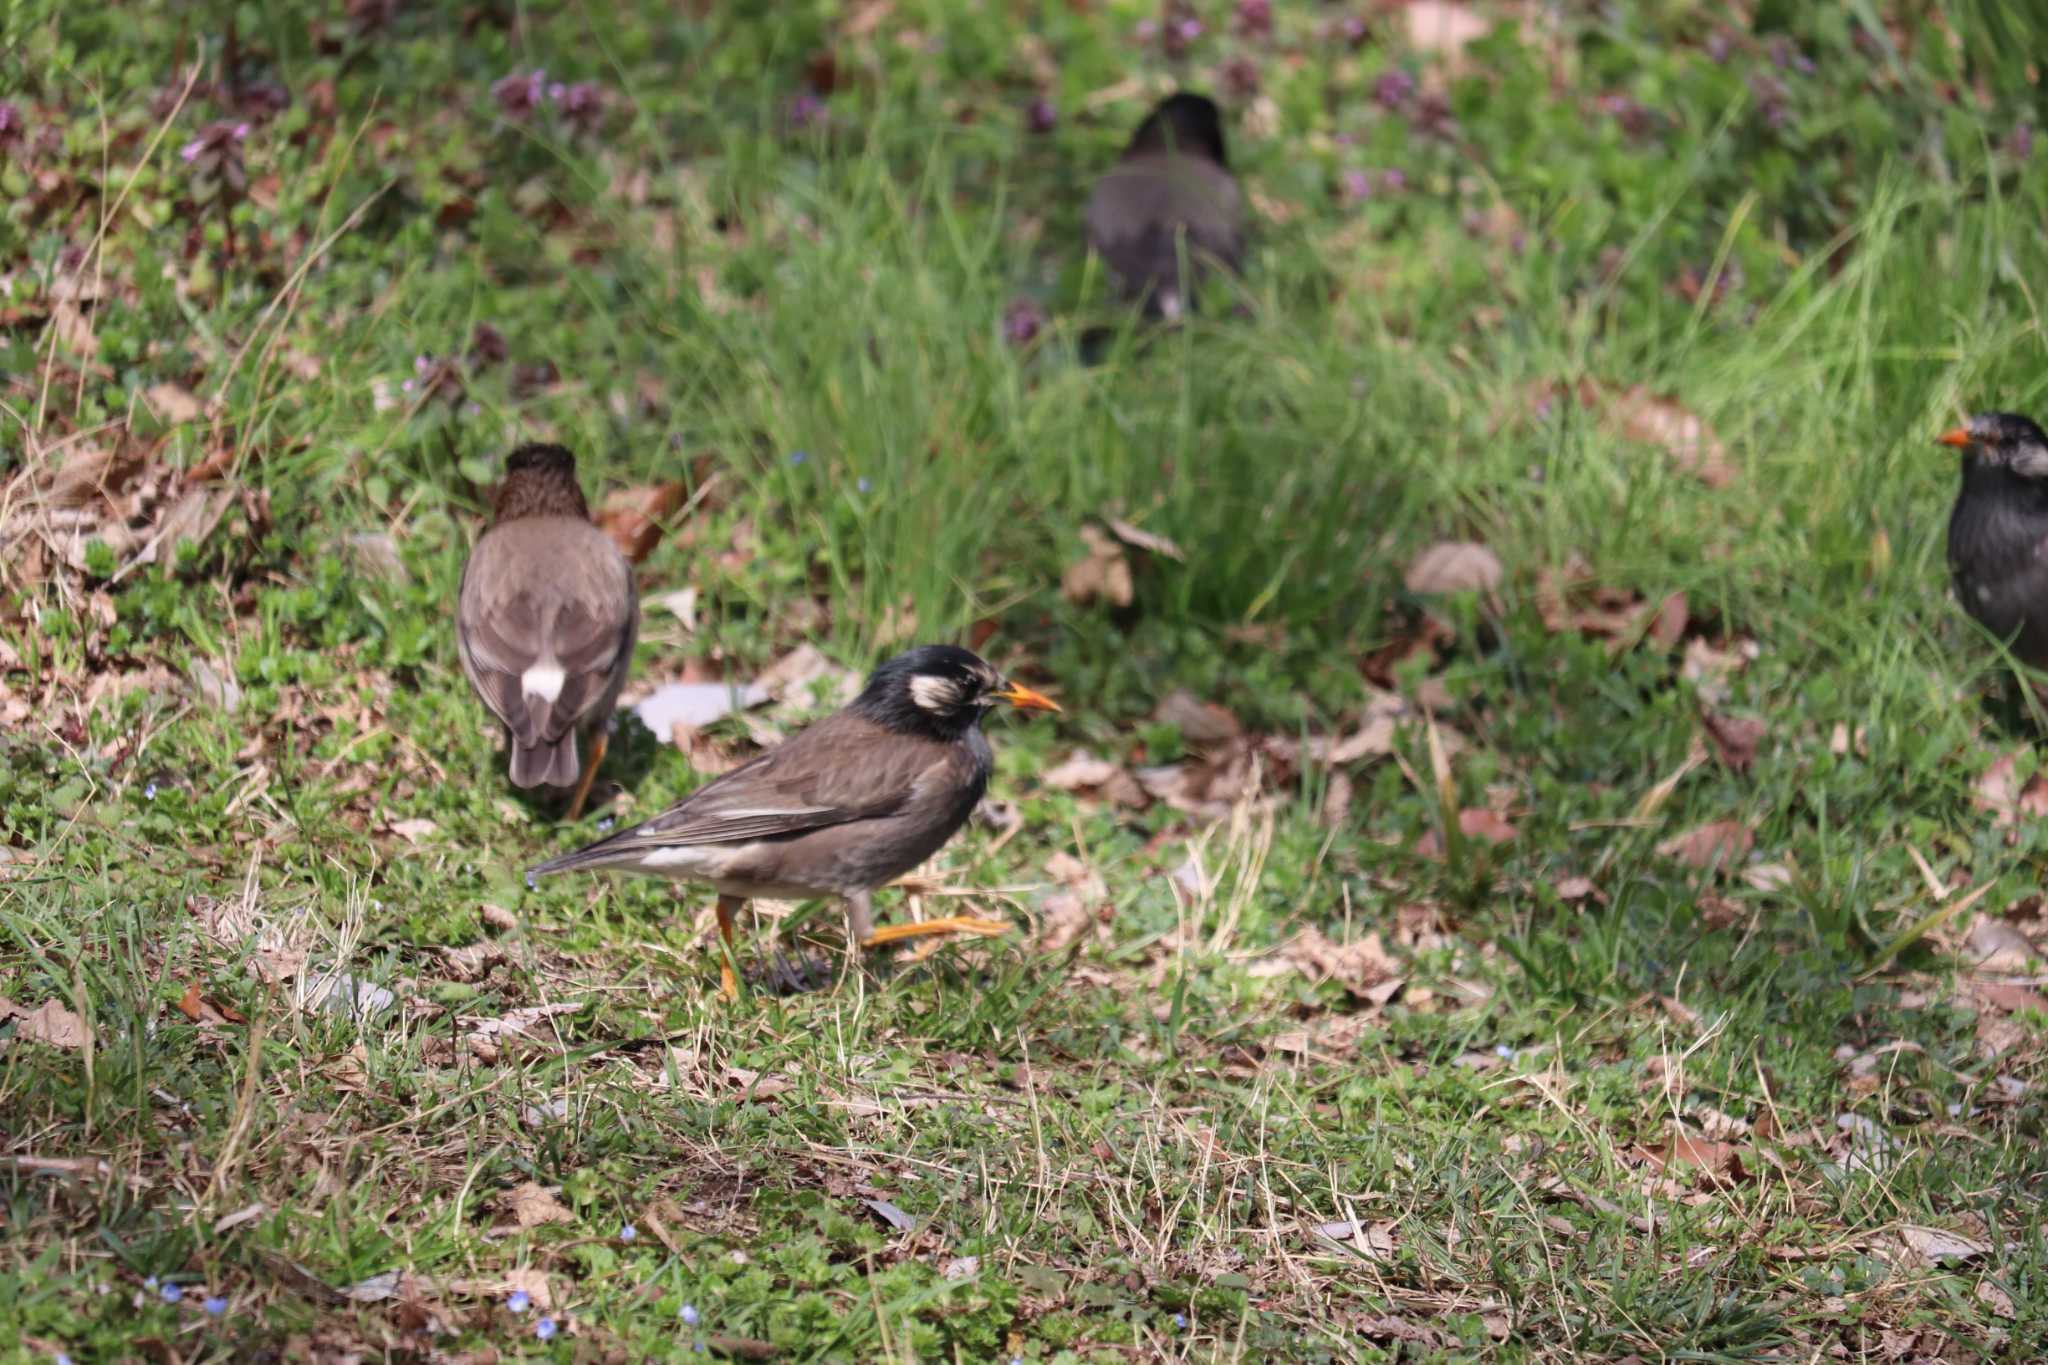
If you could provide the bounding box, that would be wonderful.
[457,516,636,748]
[528,710,957,874]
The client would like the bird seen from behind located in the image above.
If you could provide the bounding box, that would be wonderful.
[1085,91,1245,321]
[457,442,638,821]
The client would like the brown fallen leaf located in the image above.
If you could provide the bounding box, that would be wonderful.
[174,981,244,1025]
[1552,875,1605,904]
[1640,1125,1748,1187]
[503,1181,575,1228]
[1061,524,1133,608]
[144,382,206,426]
[1656,820,1753,873]
[2,997,88,1049]
[1700,708,1767,773]
[1611,385,1733,487]
[597,480,688,564]
[1966,916,2037,973]
[1247,926,1403,1004]
[1458,807,1517,844]
[1105,516,1186,562]
[1404,541,1502,595]
[1972,752,2048,829]
[1892,1224,1991,1267]
[1153,689,1242,746]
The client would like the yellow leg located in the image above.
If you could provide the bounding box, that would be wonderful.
[860,915,1012,947]
[715,895,742,1001]
[565,730,609,823]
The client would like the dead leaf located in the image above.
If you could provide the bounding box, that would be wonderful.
[752,643,861,707]
[597,480,687,564]
[1894,1224,1991,1266]
[1612,386,1733,487]
[1061,524,1133,608]
[1405,0,1490,59]
[1700,709,1766,773]
[1248,927,1403,1004]
[1310,1218,1398,1259]
[480,904,519,934]
[1976,1279,2017,1319]
[2,998,87,1049]
[1039,750,1146,807]
[1743,862,1794,893]
[144,382,206,426]
[1967,916,2037,973]
[1640,1125,1748,1187]
[1972,752,2048,829]
[1105,516,1186,562]
[440,943,505,983]
[1457,807,1517,844]
[1552,875,1604,904]
[503,1182,575,1228]
[1153,689,1242,745]
[386,817,438,845]
[1404,541,1502,595]
[1656,820,1753,873]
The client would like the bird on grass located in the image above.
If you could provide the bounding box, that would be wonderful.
[527,644,1060,999]
[1086,91,1244,321]
[458,442,637,822]
[1938,412,2048,670]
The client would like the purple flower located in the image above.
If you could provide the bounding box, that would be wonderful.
[1173,1312,1187,1329]
[1339,15,1370,49]
[680,1304,700,1326]
[619,1223,637,1241]
[788,92,825,129]
[2008,122,2036,161]
[144,782,158,800]
[1749,74,1788,131]
[508,1289,531,1313]
[1219,56,1260,99]
[1003,297,1045,347]
[1706,31,1732,64]
[597,817,614,831]
[160,1282,183,1304]
[0,103,23,150]
[856,477,872,494]
[548,82,567,103]
[525,871,538,890]
[1134,19,1159,42]
[414,353,433,375]
[1338,169,1372,204]
[493,69,548,118]
[1236,0,1272,37]
[559,83,605,133]
[1026,99,1058,135]
[1374,70,1416,111]
[180,121,250,193]
[788,450,809,466]
[203,1295,228,1316]
[1378,168,1407,193]
[535,1316,557,1341]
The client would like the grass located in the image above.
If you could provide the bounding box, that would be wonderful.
[4,1,2048,1361]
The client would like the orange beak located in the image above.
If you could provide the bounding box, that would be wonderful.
[1936,427,1974,449]
[993,681,1061,713]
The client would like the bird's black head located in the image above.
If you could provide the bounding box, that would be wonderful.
[1127,92,1228,167]
[1939,412,2048,480]
[853,644,1061,739]
[494,442,590,521]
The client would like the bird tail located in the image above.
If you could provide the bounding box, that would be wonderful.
[510,734,579,789]
[526,825,640,880]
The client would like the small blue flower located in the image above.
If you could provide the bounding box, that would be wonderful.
[57,1354,74,1365]
[619,1223,636,1242]
[161,1282,183,1304]
[144,782,158,800]
[788,450,808,466]
[508,1289,531,1313]
[856,477,871,493]
[535,1316,557,1341]
[203,1295,228,1316]
[144,1277,159,1290]
[597,818,614,832]
[1495,1043,1516,1060]
[525,871,538,891]
[1172,1312,1187,1329]
[679,1303,700,1326]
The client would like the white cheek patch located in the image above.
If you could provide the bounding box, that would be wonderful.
[522,663,566,704]
[2012,445,2048,480]
[910,674,963,712]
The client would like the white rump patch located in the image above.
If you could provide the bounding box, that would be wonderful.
[637,846,709,870]
[521,663,566,704]
[909,674,963,712]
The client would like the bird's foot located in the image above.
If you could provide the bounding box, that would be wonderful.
[860,916,1012,950]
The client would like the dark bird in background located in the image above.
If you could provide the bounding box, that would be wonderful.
[458,443,637,821]
[1086,92,1245,321]
[1939,412,2048,671]
[528,644,1059,998]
